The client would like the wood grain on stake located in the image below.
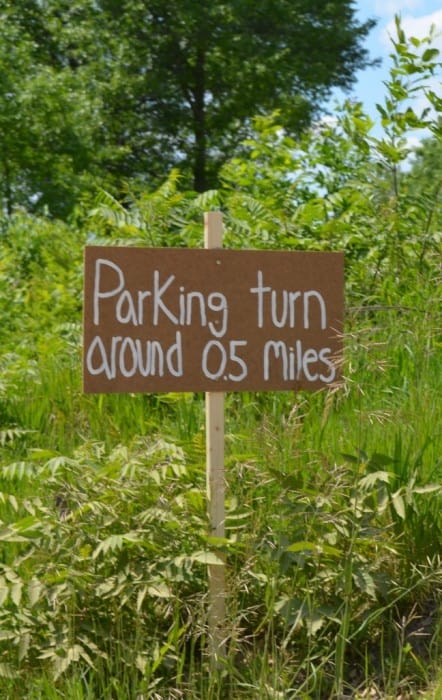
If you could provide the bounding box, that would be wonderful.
[204,211,226,662]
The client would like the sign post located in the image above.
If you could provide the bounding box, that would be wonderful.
[82,214,344,666]
[204,212,226,662]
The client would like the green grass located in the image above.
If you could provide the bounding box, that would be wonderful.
[0,294,440,697]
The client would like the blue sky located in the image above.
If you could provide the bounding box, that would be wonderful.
[331,0,442,139]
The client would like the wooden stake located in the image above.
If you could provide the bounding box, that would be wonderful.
[204,211,226,663]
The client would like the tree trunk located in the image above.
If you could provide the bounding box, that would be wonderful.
[1,150,13,216]
[192,46,207,192]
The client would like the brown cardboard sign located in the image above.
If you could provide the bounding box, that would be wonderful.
[83,247,343,393]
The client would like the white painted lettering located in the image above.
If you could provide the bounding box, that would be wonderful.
[263,340,288,381]
[319,348,336,383]
[302,348,319,382]
[93,259,125,325]
[86,335,112,379]
[153,271,178,325]
[251,272,328,330]
[116,290,139,326]
[249,271,271,328]
[304,290,327,330]
[207,292,228,338]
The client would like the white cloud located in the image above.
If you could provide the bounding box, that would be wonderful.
[406,135,424,150]
[374,0,424,17]
[383,10,442,50]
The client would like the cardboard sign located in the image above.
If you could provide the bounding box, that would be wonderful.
[83,247,343,393]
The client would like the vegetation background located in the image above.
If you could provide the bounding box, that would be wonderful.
[0,3,441,699]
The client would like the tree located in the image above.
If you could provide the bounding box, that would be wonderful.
[405,130,442,264]
[0,2,106,217]
[0,0,376,215]
[88,0,376,191]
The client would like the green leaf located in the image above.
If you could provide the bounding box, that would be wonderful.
[28,578,44,607]
[1,462,34,480]
[137,586,147,612]
[205,536,232,546]
[0,631,16,640]
[92,531,142,559]
[186,551,225,566]
[10,581,23,606]
[0,662,17,679]
[353,568,377,599]
[92,534,124,558]
[285,540,317,553]
[391,490,406,519]
[305,611,325,636]
[359,471,391,490]
[422,48,440,62]
[286,541,341,557]
[367,453,396,467]
[136,654,148,674]
[18,633,31,662]
[413,484,441,495]
[28,448,59,461]
[148,582,173,598]
[0,577,8,606]
[341,450,368,464]
[11,515,42,534]
[0,527,28,543]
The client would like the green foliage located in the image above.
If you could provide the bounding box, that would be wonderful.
[0,0,375,213]
[0,212,83,340]
[0,439,211,693]
[0,2,105,218]
[0,16,441,699]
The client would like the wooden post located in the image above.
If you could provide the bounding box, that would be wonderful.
[204,211,226,663]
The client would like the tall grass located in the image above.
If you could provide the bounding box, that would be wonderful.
[0,284,440,698]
